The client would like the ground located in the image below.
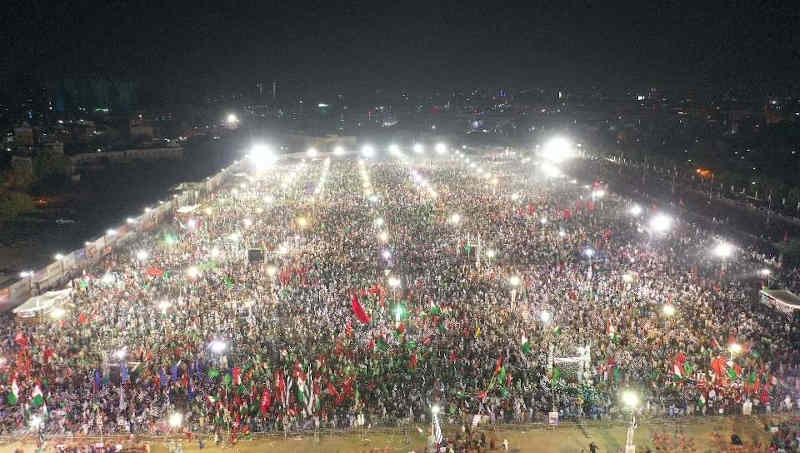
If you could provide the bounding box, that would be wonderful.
[1,416,780,452]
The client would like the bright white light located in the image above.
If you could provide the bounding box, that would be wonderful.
[431,405,441,415]
[540,162,562,178]
[187,266,200,279]
[486,249,496,258]
[540,310,552,324]
[558,230,566,238]
[333,145,345,156]
[388,143,400,154]
[759,268,772,277]
[728,343,742,354]
[713,241,735,259]
[168,412,183,428]
[591,190,605,199]
[388,277,401,288]
[374,217,384,227]
[621,390,639,409]
[361,145,375,158]
[413,143,424,154]
[663,304,676,317]
[226,113,238,124]
[622,272,634,282]
[449,213,461,224]
[243,218,253,228]
[584,248,595,258]
[382,250,391,259]
[629,204,642,216]
[369,194,379,203]
[210,340,226,353]
[158,300,171,312]
[264,195,274,204]
[306,147,318,157]
[509,275,521,287]
[101,272,115,285]
[107,229,117,236]
[136,250,148,261]
[210,247,221,258]
[187,218,197,229]
[649,214,672,233]
[126,217,136,224]
[249,144,275,169]
[113,347,127,360]
[541,137,574,163]
[267,265,277,277]
[29,415,42,429]
[435,143,447,154]
[540,217,548,224]
[50,307,66,319]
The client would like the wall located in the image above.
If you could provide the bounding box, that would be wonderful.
[70,147,183,166]
[0,156,245,311]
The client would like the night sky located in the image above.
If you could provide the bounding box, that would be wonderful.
[2,1,798,97]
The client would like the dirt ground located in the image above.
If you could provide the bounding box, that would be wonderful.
[1,416,780,453]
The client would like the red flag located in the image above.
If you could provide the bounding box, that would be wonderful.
[232,367,242,386]
[528,204,534,215]
[14,332,27,348]
[409,353,418,369]
[260,387,272,414]
[563,209,571,220]
[351,294,371,324]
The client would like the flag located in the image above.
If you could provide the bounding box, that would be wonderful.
[32,385,44,407]
[673,352,686,377]
[260,387,272,414]
[521,338,532,355]
[7,379,18,405]
[551,367,562,381]
[351,294,370,324]
[552,326,562,335]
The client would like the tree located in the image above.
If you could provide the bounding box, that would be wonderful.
[0,191,34,219]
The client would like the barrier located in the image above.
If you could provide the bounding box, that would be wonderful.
[1,157,249,310]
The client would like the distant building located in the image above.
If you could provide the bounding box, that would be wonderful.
[13,125,34,146]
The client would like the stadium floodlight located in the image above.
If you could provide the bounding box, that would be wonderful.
[388,143,400,154]
[413,143,424,154]
[435,143,447,154]
[361,145,375,158]
[306,147,318,157]
[541,137,574,163]
[629,204,642,216]
[226,113,238,125]
[649,213,672,233]
[333,145,345,156]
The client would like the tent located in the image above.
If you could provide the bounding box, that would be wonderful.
[13,288,72,318]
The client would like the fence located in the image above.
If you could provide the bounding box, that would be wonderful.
[0,157,248,311]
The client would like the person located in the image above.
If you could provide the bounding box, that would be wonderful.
[589,441,598,453]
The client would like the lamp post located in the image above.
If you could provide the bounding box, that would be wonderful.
[622,390,639,453]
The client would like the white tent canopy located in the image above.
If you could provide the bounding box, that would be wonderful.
[13,288,72,318]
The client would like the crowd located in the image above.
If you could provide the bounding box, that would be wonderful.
[0,151,798,448]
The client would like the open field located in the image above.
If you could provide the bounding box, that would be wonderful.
[1,416,783,453]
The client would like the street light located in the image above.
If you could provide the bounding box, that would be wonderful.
[210,340,227,354]
[540,310,552,324]
[168,412,183,429]
[541,137,574,163]
[621,390,639,452]
[712,241,735,259]
[649,213,672,233]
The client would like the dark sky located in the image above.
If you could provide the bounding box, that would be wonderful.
[2,0,799,97]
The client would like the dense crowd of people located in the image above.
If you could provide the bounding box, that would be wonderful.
[0,151,798,449]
